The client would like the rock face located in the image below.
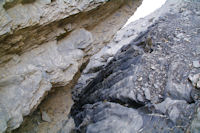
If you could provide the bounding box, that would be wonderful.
[71,0,200,132]
[2,0,200,132]
[0,0,142,132]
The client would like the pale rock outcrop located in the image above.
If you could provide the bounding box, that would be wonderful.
[0,28,89,132]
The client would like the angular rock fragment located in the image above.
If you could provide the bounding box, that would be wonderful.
[189,73,200,89]
[42,111,51,122]
[193,60,200,68]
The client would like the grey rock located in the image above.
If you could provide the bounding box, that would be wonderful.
[71,0,200,132]
[144,88,151,100]
[193,60,200,68]
[189,73,200,85]
[82,102,143,133]
[0,0,108,36]
[57,28,93,51]
[73,101,194,133]
[72,0,185,102]
[0,105,9,133]
[42,111,51,122]
[3,0,200,132]
[0,32,85,131]
[155,97,194,124]
[189,106,200,133]
[154,97,186,114]
[189,73,200,89]
[59,117,75,133]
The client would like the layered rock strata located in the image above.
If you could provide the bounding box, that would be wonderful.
[71,0,200,132]
[0,0,142,132]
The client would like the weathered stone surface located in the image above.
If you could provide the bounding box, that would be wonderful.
[0,0,141,60]
[73,101,194,133]
[72,0,182,102]
[189,73,200,89]
[58,117,75,133]
[13,85,75,133]
[4,0,200,132]
[0,0,107,36]
[72,0,200,132]
[0,31,84,132]
[0,0,142,132]
[188,105,200,133]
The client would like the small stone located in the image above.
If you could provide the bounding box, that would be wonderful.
[64,23,72,32]
[107,57,113,63]
[158,94,163,99]
[193,61,200,68]
[42,111,51,122]
[137,93,144,102]
[197,81,200,89]
[189,73,200,87]
[150,65,156,70]
[138,77,143,81]
[124,104,129,107]
[153,84,159,89]
[144,88,151,100]
[168,106,180,123]
[196,11,200,16]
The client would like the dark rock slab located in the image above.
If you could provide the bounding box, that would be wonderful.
[71,0,200,132]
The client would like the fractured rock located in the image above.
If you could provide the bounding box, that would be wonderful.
[189,73,200,89]
[71,0,200,132]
